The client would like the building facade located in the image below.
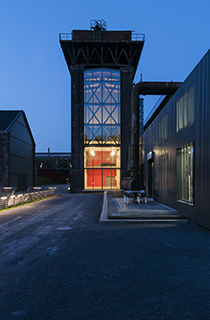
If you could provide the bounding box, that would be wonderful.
[60,21,145,191]
[0,110,35,191]
[35,151,71,184]
[141,49,210,229]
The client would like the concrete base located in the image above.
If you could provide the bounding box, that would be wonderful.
[100,191,188,224]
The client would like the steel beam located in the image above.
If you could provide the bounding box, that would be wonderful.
[133,81,183,95]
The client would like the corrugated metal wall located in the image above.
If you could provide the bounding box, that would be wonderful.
[141,49,210,229]
[193,50,210,227]
[9,114,35,191]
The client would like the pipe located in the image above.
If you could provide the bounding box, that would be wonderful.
[130,81,182,173]
[130,86,140,172]
[122,81,182,190]
[132,81,183,95]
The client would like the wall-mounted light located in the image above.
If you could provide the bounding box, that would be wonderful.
[90,150,95,156]
[111,150,115,156]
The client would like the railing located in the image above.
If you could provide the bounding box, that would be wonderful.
[144,95,166,126]
[0,187,16,197]
[0,186,59,210]
[59,32,145,42]
[131,33,145,41]
[59,33,72,41]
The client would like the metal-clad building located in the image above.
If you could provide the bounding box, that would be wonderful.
[141,49,210,229]
[0,110,35,191]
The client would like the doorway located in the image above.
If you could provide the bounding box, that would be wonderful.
[148,160,154,198]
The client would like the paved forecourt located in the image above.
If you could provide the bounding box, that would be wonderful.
[100,191,188,223]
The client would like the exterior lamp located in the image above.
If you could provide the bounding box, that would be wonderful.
[90,150,95,156]
[111,150,115,156]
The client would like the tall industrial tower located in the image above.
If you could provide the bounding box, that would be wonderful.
[60,20,144,192]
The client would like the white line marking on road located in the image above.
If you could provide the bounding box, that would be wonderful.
[54,227,72,231]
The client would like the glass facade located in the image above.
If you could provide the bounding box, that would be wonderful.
[176,143,194,204]
[84,68,121,189]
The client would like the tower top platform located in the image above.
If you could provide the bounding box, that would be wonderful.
[59,30,145,42]
[59,26,145,75]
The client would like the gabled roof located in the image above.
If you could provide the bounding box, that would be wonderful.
[0,110,23,131]
[0,110,35,145]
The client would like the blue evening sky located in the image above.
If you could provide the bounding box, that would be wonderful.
[0,0,209,152]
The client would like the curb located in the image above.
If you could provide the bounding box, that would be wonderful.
[100,191,109,223]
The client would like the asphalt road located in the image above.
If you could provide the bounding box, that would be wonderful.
[1,193,210,320]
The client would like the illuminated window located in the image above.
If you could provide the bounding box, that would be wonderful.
[159,113,168,144]
[176,86,194,132]
[84,146,121,189]
[84,69,121,189]
[176,143,194,204]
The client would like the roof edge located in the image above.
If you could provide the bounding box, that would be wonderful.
[4,110,36,146]
[5,110,23,132]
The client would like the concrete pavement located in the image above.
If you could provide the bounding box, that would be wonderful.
[1,193,210,319]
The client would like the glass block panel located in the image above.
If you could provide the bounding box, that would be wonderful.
[102,107,111,124]
[103,126,117,144]
[85,105,102,124]
[112,106,120,123]
[103,126,120,144]
[103,126,114,144]
[84,126,93,143]
[92,126,103,144]
[103,105,120,124]
[84,66,121,189]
